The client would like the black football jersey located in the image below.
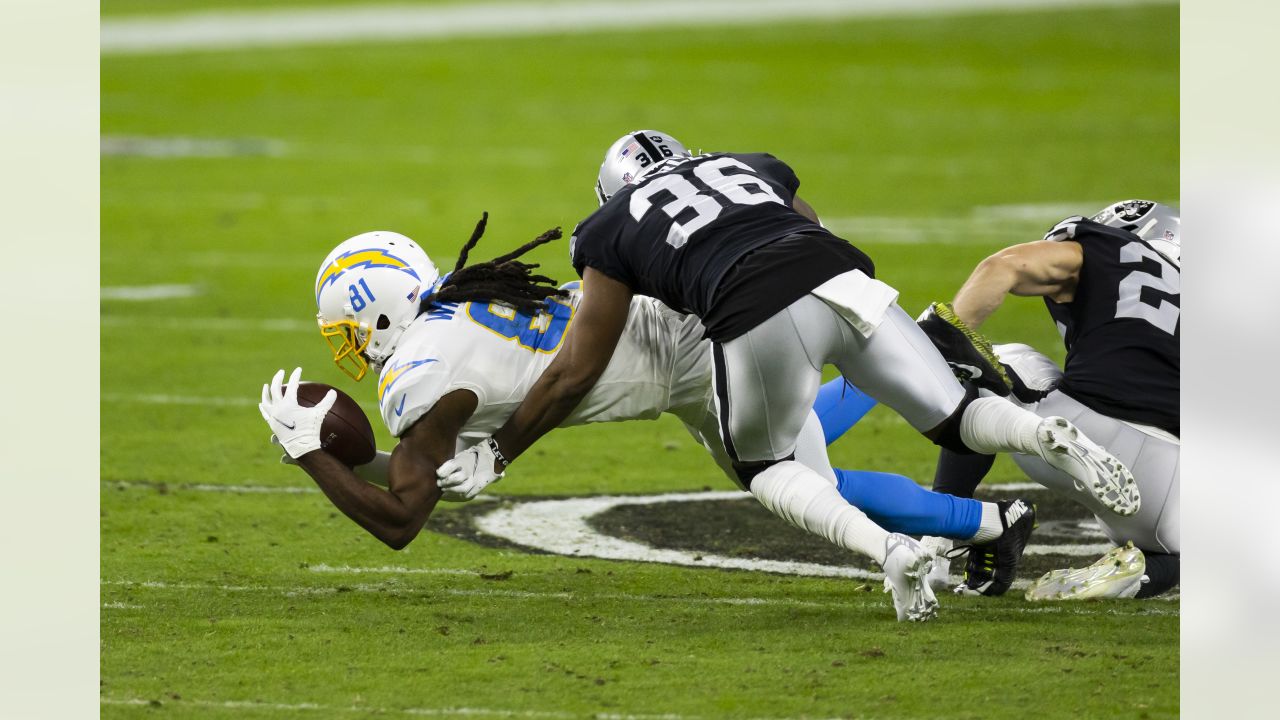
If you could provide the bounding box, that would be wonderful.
[1046,220,1180,436]
[570,152,873,341]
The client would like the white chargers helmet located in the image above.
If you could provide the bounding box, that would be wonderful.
[1092,199,1180,267]
[315,231,439,381]
[594,130,692,205]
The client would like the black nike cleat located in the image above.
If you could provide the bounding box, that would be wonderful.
[955,498,1037,597]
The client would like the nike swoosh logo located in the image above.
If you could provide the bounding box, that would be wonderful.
[951,362,983,379]
[394,395,407,417]
[279,420,296,430]
[1003,501,1029,527]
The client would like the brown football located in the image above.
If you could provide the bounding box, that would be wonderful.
[296,382,377,467]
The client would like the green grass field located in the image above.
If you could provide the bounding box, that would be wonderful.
[101,2,1179,717]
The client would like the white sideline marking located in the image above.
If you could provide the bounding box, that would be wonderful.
[101,0,1175,55]
[102,578,1178,613]
[101,135,286,158]
[101,284,201,301]
[102,602,144,609]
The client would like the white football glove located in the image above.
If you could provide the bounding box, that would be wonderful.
[1042,215,1085,242]
[436,439,505,502]
[270,434,299,466]
[258,367,336,460]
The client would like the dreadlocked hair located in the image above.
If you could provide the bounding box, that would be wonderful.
[424,212,569,316]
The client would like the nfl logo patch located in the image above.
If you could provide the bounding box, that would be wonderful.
[622,172,634,183]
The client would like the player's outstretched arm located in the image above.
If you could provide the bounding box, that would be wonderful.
[951,240,1083,328]
[296,389,477,550]
[493,267,633,461]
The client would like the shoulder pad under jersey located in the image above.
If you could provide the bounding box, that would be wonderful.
[377,351,455,437]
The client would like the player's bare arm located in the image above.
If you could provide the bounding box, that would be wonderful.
[489,267,634,464]
[292,388,475,549]
[951,240,1083,328]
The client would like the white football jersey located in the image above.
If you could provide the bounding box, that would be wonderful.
[377,287,712,449]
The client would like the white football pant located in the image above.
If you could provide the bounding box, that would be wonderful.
[710,294,964,467]
[1013,389,1180,555]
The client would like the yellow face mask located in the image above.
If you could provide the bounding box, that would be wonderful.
[318,319,371,381]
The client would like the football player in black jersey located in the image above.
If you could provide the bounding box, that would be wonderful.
[437,130,1139,620]
[921,200,1180,600]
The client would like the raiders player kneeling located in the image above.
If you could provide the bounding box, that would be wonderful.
[919,200,1180,600]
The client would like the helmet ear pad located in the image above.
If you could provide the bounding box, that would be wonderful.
[595,130,691,205]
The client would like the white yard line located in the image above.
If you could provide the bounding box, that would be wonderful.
[102,578,820,606]
[974,482,1047,492]
[101,0,1174,55]
[102,393,260,407]
[308,563,481,576]
[100,697,579,718]
[102,577,1178,612]
[101,315,314,332]
[101,135,287,158]
[822,216,1037,244]
[100,696,846,720]
[105,479,321,494]
[101,284,201,301]
[1024,542,1115,556]
[100,393,381,416]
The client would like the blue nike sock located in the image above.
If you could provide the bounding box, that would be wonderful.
[813,378,878,445]
[836,469,983,539]
[814,378,984,539]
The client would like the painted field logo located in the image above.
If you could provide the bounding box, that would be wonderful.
[438,484,1112,587]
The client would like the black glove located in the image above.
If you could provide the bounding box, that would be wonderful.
[916,302,1012,397]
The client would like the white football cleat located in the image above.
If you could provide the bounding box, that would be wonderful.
[1024,542,1147,601]
[1035,416,1141,516]
[919,535,955,592]
[882,533,939,622]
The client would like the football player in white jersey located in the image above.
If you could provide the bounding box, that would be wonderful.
[258,218,1031,621]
